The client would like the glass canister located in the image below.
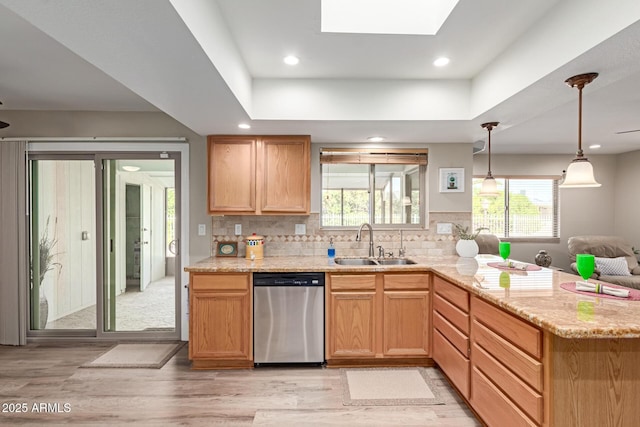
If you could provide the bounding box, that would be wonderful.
[245,233,265,260]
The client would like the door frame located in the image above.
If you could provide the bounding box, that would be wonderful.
[27,140,189,341]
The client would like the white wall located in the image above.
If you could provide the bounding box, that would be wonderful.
[614,149,640,249]
[38,160,96,321]
[1,110,211,263]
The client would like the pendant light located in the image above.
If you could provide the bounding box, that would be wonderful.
[559,72,601,188]
[0,100,9,129]
[479,121,499,197]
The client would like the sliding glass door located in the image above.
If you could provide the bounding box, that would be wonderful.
[101,157,177,334]
[30,158,97,331]
[29,152,180,339]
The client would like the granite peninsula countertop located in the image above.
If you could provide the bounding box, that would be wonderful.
[185,254,640,339]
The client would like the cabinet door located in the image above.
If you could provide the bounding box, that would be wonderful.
[327,291,377,358]
[189,290,251,360]
[260,136,310,213]
[383,291,430,356]
[208,136,256,213]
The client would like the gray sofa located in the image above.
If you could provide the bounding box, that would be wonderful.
[475,233,500,255]
[567,235,640,290]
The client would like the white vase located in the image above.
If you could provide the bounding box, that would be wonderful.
[456,239,479,258]
[456,257,479,275]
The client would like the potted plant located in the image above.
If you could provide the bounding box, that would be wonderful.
[34,216,62,329]
[454,224,487,258]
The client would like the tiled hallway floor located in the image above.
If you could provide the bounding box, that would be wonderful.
[44,276,175,331]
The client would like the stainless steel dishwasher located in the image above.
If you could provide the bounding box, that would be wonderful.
[253,272,325,365]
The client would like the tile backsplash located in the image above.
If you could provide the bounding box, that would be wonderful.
[211,213,471,258]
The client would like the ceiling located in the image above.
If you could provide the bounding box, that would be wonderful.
[0,0,639,154]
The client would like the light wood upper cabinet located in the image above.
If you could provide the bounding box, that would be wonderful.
[260,136,310,213]
[207,136,256,213]
[207,135,310,215]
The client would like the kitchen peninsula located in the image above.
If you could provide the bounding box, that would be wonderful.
[185,255,640,427]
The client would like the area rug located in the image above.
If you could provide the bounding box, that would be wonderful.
[81,342,184,368]
[340,367,444,406]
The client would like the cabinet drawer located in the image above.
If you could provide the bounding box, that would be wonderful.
[473,343,543,424]
[433,330,470,399]
[434,293,470,335]
[472,320,543,392]
[434,276,469,312]
[330,274,376,291]
[472,297,542,359]
[383,273,430,290]
[192,273,249,291]
[433,310,469,356]
[471,366,538,427]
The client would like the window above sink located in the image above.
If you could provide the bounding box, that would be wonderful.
[320,148,427,229]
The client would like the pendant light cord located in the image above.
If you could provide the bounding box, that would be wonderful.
[481,121,499,177]
[565,72,598,159]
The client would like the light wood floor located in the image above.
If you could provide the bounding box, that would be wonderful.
[0,342,480,426]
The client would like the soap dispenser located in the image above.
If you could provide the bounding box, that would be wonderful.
[328,237,336,260]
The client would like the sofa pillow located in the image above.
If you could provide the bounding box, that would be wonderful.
[595,257,631,276]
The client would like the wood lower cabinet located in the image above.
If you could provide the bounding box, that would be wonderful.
[326,272,430,365]
[470,296,544,426]
[327,274,377,358]
[188,273,252,369]
[207,135,310,215]
[383,274,430,356]
[432,275,471,398]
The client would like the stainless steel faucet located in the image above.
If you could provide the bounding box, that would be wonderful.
[356,223,375,257]
[398,230,406,258]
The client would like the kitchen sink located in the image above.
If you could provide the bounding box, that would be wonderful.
[334,257,417,266]
[376,258,417,265]
[334,257,378,265]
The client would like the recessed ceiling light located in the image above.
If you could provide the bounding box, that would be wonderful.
[283,55,300,65]
[589,144,601,149]
[238,123,251,129]
[122,165,140,172]
[367,136,385,142]
[433,57,450,67]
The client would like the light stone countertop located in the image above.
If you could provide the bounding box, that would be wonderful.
[185,254,640,339]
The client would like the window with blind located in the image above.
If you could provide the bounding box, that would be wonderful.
[472,177,559,238]
[320,149,427,228]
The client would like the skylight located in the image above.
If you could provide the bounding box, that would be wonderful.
[321,0,459,36]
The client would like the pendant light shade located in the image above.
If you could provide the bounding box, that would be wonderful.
[559,73,601,188]
[0,100,9,129]
[479,121,500,197]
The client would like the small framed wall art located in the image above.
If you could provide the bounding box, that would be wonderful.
[439,168,465,193]
[216,241,238,257]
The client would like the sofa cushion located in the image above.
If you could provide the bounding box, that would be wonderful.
[595,257,631,276]
[567,235,639,271]
[599,275,640,290]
